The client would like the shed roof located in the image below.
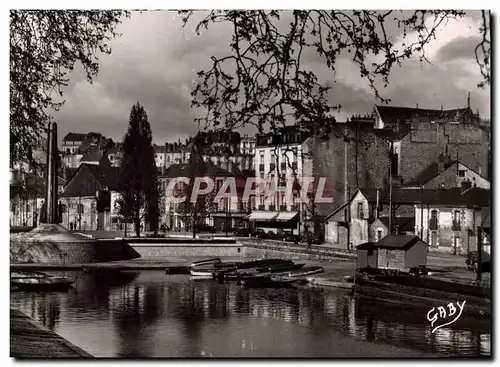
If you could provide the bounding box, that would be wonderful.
[373,235,423,250]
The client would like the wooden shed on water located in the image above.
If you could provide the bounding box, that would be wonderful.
[356,235,428,272]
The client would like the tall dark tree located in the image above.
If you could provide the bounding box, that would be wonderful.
[10,10,128,167]
[117,103,158,237]
[180,10,490,136]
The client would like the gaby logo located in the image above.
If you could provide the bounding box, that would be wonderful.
[427,301,466,333]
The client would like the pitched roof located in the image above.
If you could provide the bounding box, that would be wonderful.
[63,133,87,142]
[61,163,120,197]
[372,234,423,250]
[324,188,381,221]
[382,187,490,208]
[154,144,166,153]
[356,242,377,250]
[404,160,458,187]
[159,161,232,179]
[80,149,103,162]
[375,105,475,125]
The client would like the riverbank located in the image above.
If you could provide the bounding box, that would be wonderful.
[11,252,486,291]
[10,308,93,358]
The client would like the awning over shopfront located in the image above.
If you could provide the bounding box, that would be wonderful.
[245,211,299,222]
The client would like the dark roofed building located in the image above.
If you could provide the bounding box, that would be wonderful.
[63,133,88,143]
[374,104,480,130]
[61,163,120,198]
[255,125,311,147]
[370,216,415,243]
[356,235,427,271]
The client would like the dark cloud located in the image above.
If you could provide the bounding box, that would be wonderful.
[54,10,490,146]
[436,36,482,63]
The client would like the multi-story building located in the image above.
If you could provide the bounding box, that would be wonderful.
[240,134,256,156]
[165,142,190,169]
[158,162,254,231]
[60,156,119,231]
[412,185,490,255]
[248,126,312,235]
[62,133,87,154]
[312,98,489,222]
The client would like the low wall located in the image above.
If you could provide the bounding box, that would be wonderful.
[241,239,356,261]
[128,241,243,258]
[11,238,140,265]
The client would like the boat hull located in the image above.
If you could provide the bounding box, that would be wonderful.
[355,273,490,318]
[285,266,324,278]
[11,279,75,292]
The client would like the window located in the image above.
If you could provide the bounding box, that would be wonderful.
[453,210,460,222]
[458,170,466,177]
[377,230,383,242]
[368,249,374,256]
[357,202,364,219]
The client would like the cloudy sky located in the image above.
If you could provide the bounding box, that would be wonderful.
[54,10,490,145]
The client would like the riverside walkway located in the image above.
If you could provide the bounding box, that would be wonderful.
[10,308,92,358]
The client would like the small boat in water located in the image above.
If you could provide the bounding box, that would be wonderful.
[283,266,324,278]
[257,262,303,273]
[190,269,217,277]
[11,276,75,291]
[191,258,222,267]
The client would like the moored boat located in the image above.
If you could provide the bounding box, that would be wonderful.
[11,277,75,291]
[190,258,222,267]
[283,266,324,278]
[257,262,303,273]
[190,269,217,277]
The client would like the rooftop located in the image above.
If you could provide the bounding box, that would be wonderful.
[357,235,424,251]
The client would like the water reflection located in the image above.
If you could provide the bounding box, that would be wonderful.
[10,270,490,358]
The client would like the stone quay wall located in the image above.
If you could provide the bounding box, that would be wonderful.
[127,238,244,258]
[240,239,357,261]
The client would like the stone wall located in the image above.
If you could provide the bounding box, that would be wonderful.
[10,224,141,264]
[129,242,244,258]
[240,239,356,261]
[306,125,391,216]
[10,239,98,264]
[401,123,488,183]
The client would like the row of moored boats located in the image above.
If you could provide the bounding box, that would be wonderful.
[183,258,324,288]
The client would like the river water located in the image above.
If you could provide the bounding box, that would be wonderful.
[10,270,491,358]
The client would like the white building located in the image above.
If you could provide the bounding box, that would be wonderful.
[248,126,312,235]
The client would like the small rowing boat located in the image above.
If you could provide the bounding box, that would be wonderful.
[283,266,324,278]
[190,258,222,268]
[11,277,75,291]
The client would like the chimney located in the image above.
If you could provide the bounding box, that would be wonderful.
[437,153,446,173]
[441,104,443,111]
[416,103,419,109]
[467,91,471,109]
